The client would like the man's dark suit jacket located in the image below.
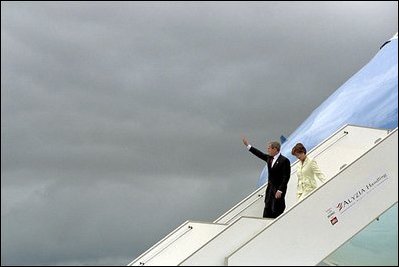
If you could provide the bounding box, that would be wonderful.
[249,146,291,217]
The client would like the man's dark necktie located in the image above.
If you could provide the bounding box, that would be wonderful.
[269,156,274,167]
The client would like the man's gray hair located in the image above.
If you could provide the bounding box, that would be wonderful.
[268,141,281,151]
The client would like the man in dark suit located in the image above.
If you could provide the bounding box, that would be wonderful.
[242,137,291,218]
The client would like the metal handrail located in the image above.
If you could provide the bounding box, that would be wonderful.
[312,131,349,159]
[225,194,264,224]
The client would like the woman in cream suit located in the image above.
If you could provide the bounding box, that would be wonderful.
[291,143,326,201]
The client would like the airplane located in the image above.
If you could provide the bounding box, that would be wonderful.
[257,31,398,265]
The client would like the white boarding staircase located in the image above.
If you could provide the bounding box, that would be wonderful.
[128,125,398,266]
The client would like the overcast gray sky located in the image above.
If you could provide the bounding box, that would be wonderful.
[1,1,398,265]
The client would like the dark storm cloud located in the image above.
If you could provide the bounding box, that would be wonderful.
[2,1,397,265]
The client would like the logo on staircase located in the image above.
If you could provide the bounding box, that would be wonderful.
[326,172,389,225]
[326,207,338,225]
